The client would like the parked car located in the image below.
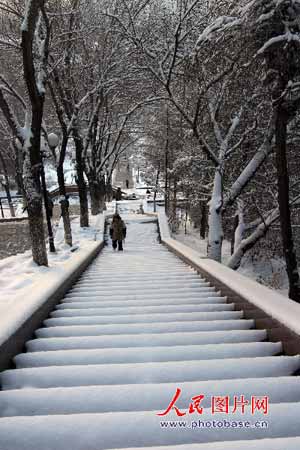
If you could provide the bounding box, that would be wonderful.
[126,193,137,200]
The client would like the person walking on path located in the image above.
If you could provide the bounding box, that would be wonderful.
[115,187,122,201]
[109,213,127,251]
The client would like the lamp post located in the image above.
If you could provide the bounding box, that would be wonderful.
[40,133,59,253]
[48,133,59,153]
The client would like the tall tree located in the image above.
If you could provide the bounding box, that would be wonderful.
[0,0,50,265]
[246,0,300,301]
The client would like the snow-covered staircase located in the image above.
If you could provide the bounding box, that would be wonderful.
[0,218,300,450]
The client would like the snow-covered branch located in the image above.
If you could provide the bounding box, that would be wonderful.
[224,111,276,209]
[227,207,279,270]
[0,86,24,140]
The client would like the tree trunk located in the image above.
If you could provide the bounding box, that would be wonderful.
[40,160,56,253]
[0,152,15,217]
[1,181,15,217]
[23,151,48,266]
[89,179,105,215]
[207,169,223,262]
[99,178,106,212]
[200,201,207,239]
[153,189,157,213]
[21,0,48,266]
[105,181,113,202]
[153,168,160,213]
[13,142,25,200]
[74,135,89,227]
[231,214,239,255]
[57,161,72,247]
[164,107,169,215]
[170,178,178,232]
[228,209,279,270]
[184,205,188,235]
[15,173,23,196]
[275,103,300,302]
[27,203,48,265]
[190,205,200,229]
[23,110,49,265]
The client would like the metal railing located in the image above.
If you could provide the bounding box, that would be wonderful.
[0,195,23,219]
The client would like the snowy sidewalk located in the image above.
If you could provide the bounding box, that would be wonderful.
[0,217,300,449]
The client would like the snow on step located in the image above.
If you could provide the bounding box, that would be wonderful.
[68,286,215,297]
[43,310,243,327]
[35,319,255,338]
[84,271,196,277]
[70,281,210,289]
[51,303,234,317]
[79,273,201,282]
[0,376,299,417]
[82,273,199,280]
[26,329,267,352]
[59,296,227,308]
[15,342,282,368]
[65,288,218,297]
[62,292,224,303]
[1,403,300,450]
[74,280,209,288]
[2,356,299,389]
[74,275,209,283]
[2,219,300,449]
[55,297,228,309]
[87,264,186,271]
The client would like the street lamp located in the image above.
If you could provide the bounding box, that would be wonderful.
[40,133,59,253]
[48,132,59,151]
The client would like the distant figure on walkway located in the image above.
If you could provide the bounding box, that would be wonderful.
[109,213,127,251]
[115,187,122,201]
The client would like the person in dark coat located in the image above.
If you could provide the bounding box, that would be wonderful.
[115,187,122,201]
[109,213,126,251]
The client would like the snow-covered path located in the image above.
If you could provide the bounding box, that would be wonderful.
[0,217,300,449]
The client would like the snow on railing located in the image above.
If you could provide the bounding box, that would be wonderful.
[0,212,107,371]
[94,212,107,241]
[157,211,171,240]
[157,210,300,338]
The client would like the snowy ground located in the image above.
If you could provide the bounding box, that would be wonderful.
[173,223,289,297]
[0,214,103,336]
[0,178,290,312]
